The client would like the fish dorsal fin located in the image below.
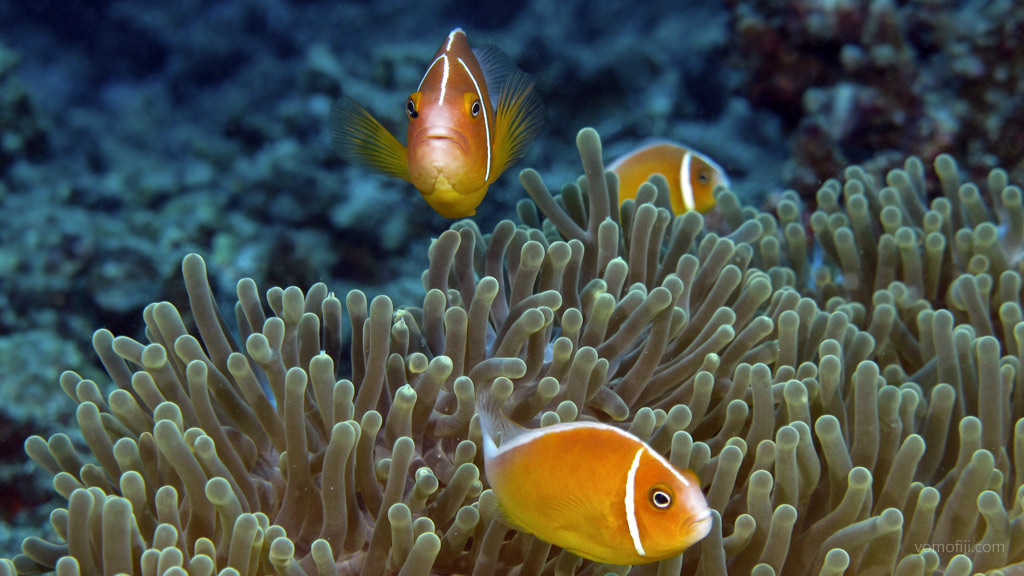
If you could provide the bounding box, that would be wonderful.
[490,69,545,178]
[329,95,409,180]
[472,45,517,107]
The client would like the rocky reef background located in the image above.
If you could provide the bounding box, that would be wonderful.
[0,0,1021,565]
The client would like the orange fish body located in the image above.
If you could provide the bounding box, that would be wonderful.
[610,141,730,214]
[330,28,544,218]
[479,413,712,565]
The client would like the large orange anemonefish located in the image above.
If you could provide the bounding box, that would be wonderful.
[329,28,544,219]
[609,141,730,215]
[477,380,713,565]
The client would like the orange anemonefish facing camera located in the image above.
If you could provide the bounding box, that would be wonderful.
[329,28,544,218]
[477,378,712,565]
[609,141,730,215]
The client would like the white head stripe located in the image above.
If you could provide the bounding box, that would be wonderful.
[457,56,491,181]
[417,55,446,92]
[680,151,695,212]
[624,447,646,557]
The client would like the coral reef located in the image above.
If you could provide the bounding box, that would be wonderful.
[729,0,1024,190]
[3,127,1024,575]
[0,41,47,175]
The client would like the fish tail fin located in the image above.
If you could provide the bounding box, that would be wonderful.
[490,69,545,178]
[473,360,528,461]
[477,403,501,464]
[329,95,410,180]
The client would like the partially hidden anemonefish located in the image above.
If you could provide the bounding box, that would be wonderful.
[609,141,730,215]
[476,379,713,565]
[329,28,544,219]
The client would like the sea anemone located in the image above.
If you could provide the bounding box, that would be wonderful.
[3,128,1023,576]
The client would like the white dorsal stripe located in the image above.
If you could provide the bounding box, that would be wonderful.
[680,151,695,211]
[446,28,463,51]
[625,447,646,557]
[417,55,446,92]
[492,421,639,454]
[490,420,693,490]
[456,56,491,181]
[438,56,450,105]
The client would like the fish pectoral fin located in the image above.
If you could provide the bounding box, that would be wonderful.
[329,95,409,180]
[543,491,616,541]
[490,69,545,178]
[492,500,531,534]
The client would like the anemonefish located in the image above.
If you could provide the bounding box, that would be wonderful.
[329,28,544,218]
[477,385,712,565]
[609,141,730,214]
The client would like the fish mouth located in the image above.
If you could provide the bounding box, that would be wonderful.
[412,127,470,155]
[691,508,714,536]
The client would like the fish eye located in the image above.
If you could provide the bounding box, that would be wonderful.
[697,171,710,184]
[471,100,482,117]
[406,99,418,119]
[650,489,672,509]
